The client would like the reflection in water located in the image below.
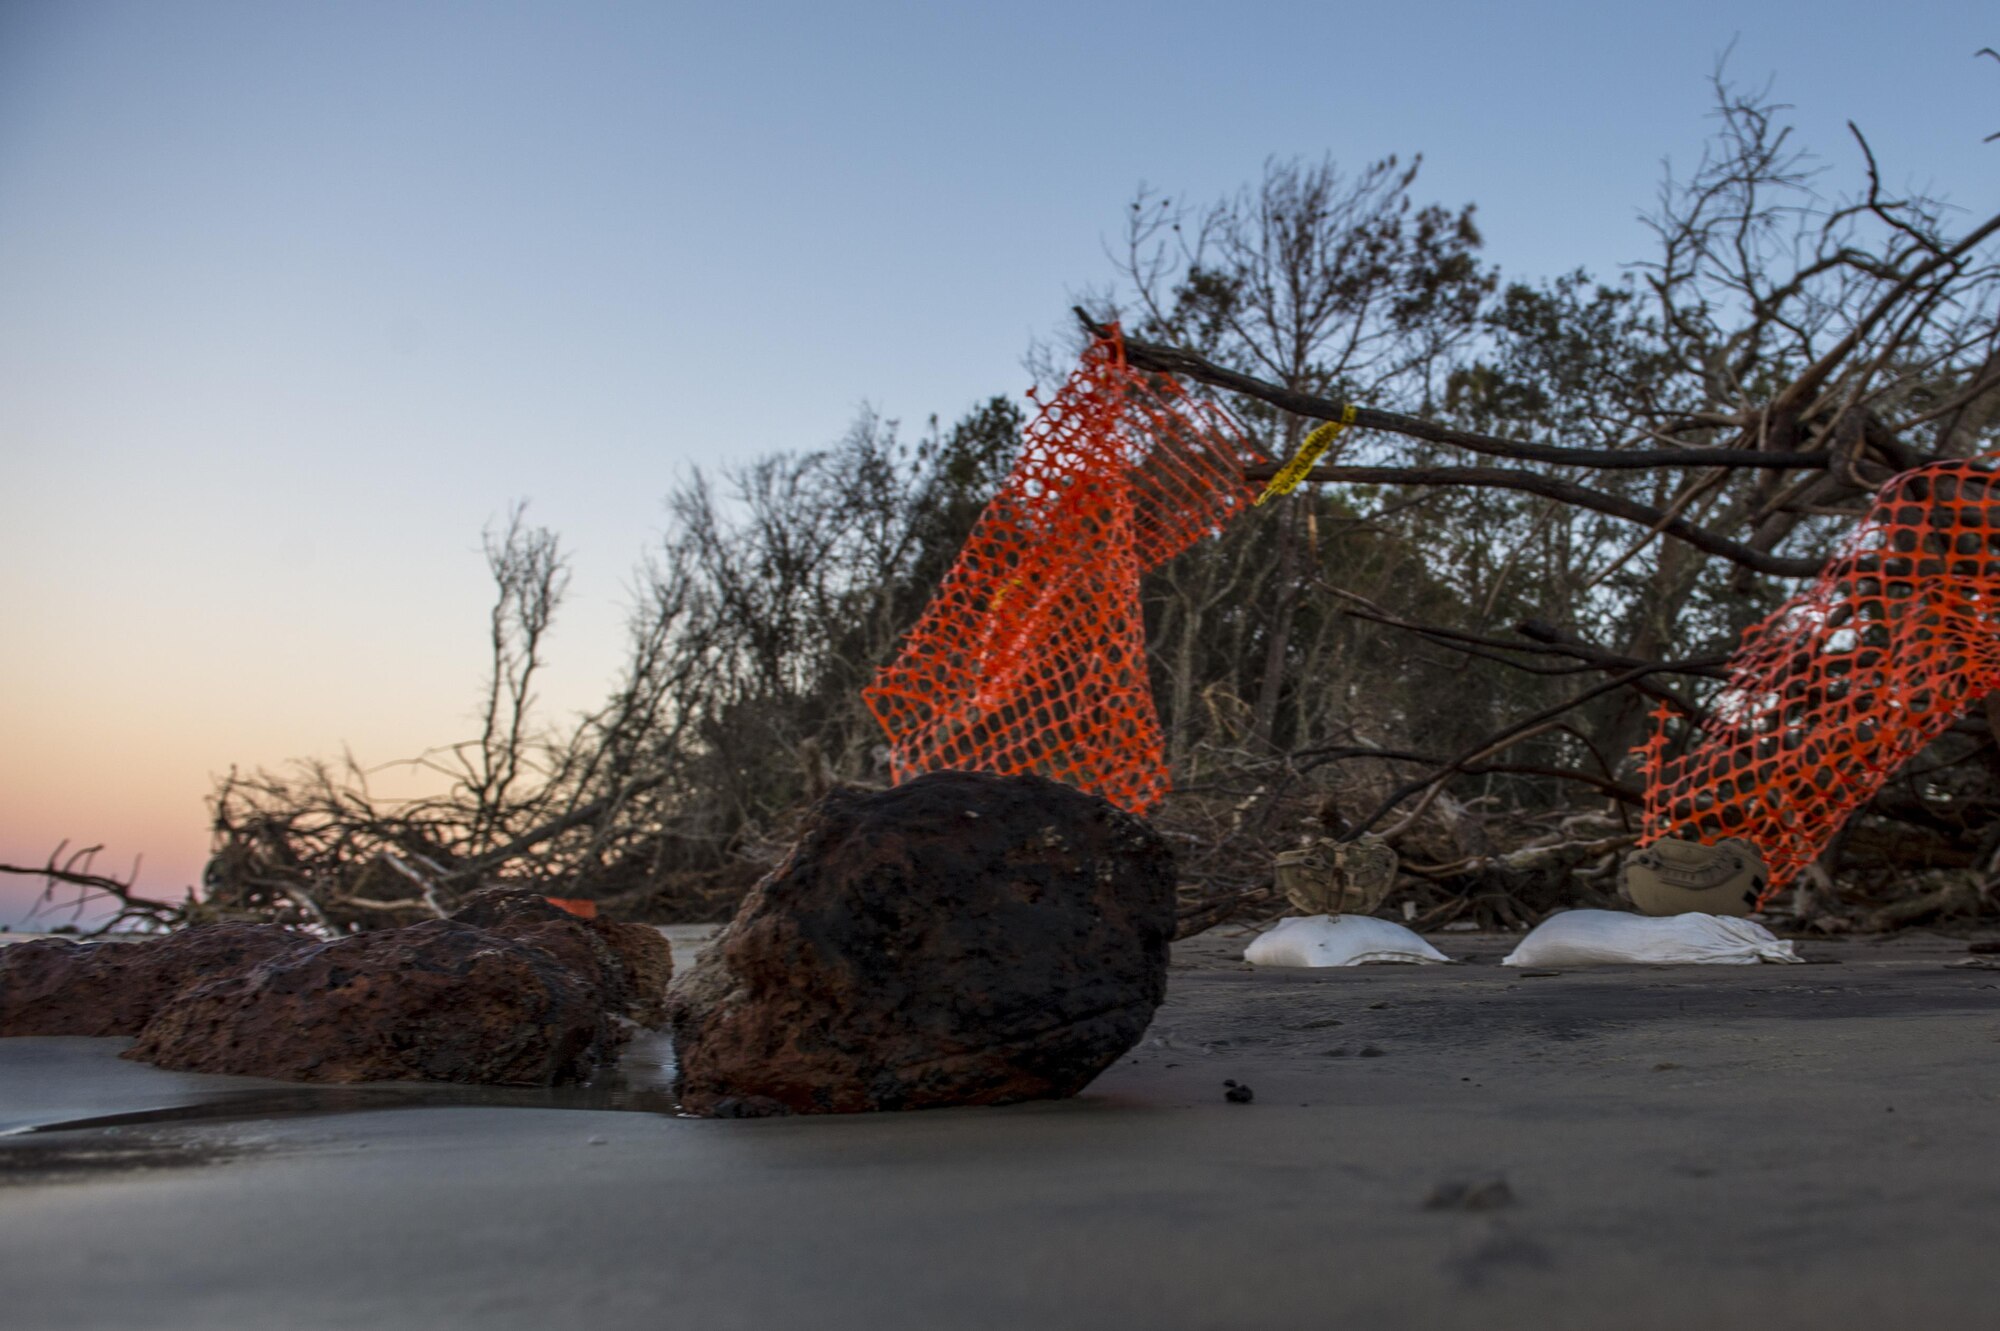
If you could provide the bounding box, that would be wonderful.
[16,1031,683,1135]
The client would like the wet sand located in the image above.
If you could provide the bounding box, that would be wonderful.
[5,926,2000,1330]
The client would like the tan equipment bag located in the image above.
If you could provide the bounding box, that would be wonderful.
[1620,836,1767,917]
[1275,835,1399,917]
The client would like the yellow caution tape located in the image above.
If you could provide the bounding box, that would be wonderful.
[1254,404,1359,506]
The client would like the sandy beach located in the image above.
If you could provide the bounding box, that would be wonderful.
[5,926,1999,1330]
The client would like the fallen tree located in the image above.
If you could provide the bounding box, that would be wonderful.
[12,61,1996,938]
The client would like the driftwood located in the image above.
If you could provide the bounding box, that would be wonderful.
[0,842,184,934]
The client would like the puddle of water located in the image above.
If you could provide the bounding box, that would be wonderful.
[0,1134,266,1184]
[10,1030,685,1136]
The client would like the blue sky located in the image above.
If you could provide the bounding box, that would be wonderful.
[1,0,1994,925]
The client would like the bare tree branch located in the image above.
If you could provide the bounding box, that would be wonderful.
[1076,306,1828,472]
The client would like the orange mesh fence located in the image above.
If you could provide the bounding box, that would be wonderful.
[863,330,1265,811]
[1639,458,2000,904]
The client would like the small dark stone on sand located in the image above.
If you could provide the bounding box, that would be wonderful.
[1224,1083,1254,1104]
[1425,1177,1516,1211]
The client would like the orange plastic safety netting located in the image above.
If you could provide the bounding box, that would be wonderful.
[1639,458,2000,904]
[863,330,1266,811]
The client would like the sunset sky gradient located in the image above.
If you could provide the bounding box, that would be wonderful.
[2,0,1993,926]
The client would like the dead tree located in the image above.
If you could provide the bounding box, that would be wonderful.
[1088,71,2000,922]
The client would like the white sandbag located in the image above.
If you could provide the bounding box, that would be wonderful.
[1244,915,1452,967]
[1502,909,1801,967]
